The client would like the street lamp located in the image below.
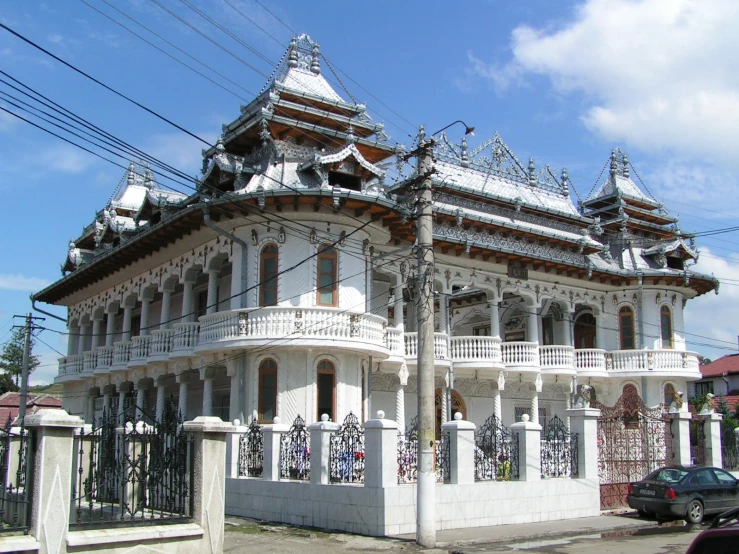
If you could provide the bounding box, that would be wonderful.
[431,120,475,138]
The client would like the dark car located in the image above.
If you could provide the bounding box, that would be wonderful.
[626,465,739,523]
[685,507,739,554]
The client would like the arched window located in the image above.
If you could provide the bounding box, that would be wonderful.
[316,244,338,306]
[664,383,676,407]
[316,359,336,421]
[259,243,278,307]
[434,388,466,439]
[619,306,635,350]
[574,312,596,349]
[660,305,673,349]
[258,358,278,423]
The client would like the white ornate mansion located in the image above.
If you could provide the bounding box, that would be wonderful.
[33,35,724,531]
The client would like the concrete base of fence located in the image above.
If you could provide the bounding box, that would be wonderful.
[66,523,204,550]
[0,535,40,553]
[225,477,601,536]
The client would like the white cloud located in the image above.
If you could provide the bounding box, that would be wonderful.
[684,249,739,359]
[40,144,96,174]
[0,274,50,292]
[47,33,64,44]
[470,0,739,164]
[144,130,218,181]
[30,351,60,386]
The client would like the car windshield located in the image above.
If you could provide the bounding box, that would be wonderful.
[647,468,689,483]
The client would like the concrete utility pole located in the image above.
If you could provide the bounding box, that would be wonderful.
[415,132,436,548]
[18,312,32,422]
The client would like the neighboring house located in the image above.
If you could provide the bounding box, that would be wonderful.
[692,354,739,409]
[0,392,62,427]
[34,34,717,433]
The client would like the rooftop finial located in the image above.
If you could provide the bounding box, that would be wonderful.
[216,135,226,152]
[288,37,298,68]
[127,161,135,186]
[144,163,155,189]
[561,168,569,196]
[346,124,356,144]
[528,158,536,186]
[460,136,469,167]
[310,43,321,74]
[610,149,617,178]
[622,152,630,178]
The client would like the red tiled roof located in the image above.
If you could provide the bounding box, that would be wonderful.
[0,392,62,428]
[699,353,739,377]
[719,394,739,411]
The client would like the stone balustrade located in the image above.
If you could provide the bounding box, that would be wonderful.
[607,349,700,373]
[385,327,403,356]
[403,332,449,360]
[58,355,83,376]
[130,335,152,361]
[539,345,574,371]
[95,345,113,369]
[449,336,502,363]
[82,351,97,372]
[112,341,132,365]
[501,341,539,367]
[150,328,176,357]
[172,322,200,352]
[573,349,606,373]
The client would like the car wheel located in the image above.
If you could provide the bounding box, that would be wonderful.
[685,499,703,524]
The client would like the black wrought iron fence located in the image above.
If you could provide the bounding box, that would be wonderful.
[238,420,264,477]
[540,415,578,478]
[690,417,706,466]
[0,416,30,533]
[279,415,310,481]
[722,426,739,471]
[396,417,449,484]
[330,413,364,483]
[71,401,193,527]
[474,414,519,481]
[435,432,450,484]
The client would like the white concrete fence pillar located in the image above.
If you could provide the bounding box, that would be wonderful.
[698,413,724,468]
[566,407,601,480]
[669,411,693,466]
[363,411,398,488]
[263,417,289,481]
[182,416,235,554]
[25,409,84,554]
[510,413,542,482]
[441,412,476,485]
[309,414,340,485]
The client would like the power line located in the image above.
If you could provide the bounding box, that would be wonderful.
[0,22,212,147]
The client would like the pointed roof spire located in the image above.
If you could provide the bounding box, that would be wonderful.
[460,135,469,167]
[127,161,135,186]
[288,37,299,68]
[144,164,155,189]
[528,158,536,186]
[622,152,630,178]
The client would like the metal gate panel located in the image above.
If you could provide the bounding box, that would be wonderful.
[594,387,672,509]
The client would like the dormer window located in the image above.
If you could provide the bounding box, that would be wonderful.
[666,257,684,270]
[328,171,361,192]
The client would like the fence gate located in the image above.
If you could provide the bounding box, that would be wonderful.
[594,386,672,509]
[722,426,739,471]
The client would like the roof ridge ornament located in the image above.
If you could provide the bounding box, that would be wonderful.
[127,161,135,187]
[288,37,299,68]
[310,43,321,75]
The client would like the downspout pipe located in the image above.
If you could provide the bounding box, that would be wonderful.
[30,297,67,322]
[202,203,248,310]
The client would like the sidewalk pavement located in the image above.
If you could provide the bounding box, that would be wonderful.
[224,511,673,553]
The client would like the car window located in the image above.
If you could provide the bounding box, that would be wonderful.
[694,469,719,486]
[712,469,737,485]
[650,468,689,483]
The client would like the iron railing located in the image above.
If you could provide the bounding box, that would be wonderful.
[474,414,519,481]
[71,402,193,527]
[721,426,738,471]
[396,417,449,484]
[540,415,578,478]
[238,420,264,477]
[0,416,30,533]
[279,415,310,481]
[690,416,706,466]
[329,413,365,483]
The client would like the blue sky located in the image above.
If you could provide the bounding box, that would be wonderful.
[1,0,738,384]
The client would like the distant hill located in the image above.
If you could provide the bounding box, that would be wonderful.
[29,383,64,396]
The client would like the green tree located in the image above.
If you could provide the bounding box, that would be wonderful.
[0,327,40,387]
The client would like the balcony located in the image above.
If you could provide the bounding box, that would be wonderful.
[606,349,700,378]
[82,351,97,374]
[403,332,450,366]
[149,329,176,362]
[196,307,388,357]
[57,355,83,381]
[539,345,575,375]
[171,322,200,358]
[110,341,132,370]
[129,335,152,368]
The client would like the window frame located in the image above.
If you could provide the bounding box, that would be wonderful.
[316,359,336,421]
[664,383,676,406]
[259,243,279,307]
[316,244,338,307]
[619,306,636,350]
[258,358,278,424]
[660,305,673,349]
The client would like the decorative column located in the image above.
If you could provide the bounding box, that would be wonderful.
[530,392,539,426]
[139,297,151,335]
[669,411,693,466]
[206,269,219,315]
[67,322,79,356]
[177,372,189,421]
[440,383,448,423]
[105,307,116,347]
[121,305,133,342]
[86,389,97,423]
[566,407,601,479]
[181,279,194,323]
[439,294,449,335]
[594,313,605,350]
[562,311,573,347]
[135,382,147,421]
[308,414,340,485]
[527,308,539,343]
[395,369,407,432]
[102,387,112,418]
[364,410,399,488]
[160,289,172,330]
[263,417,289,481]
[226,355,246,424]
[90,316,104,351]
[393,285,405,332]
[181,417,235,554]
[510,413,542,482]
[25,409,84,552]
[77,321,90,355]
[155,378,166,422]
[201,367,214,417]
[490,300,500,338]
[117,385,128,425]
[493,388,502,422]
[441,412,476,485]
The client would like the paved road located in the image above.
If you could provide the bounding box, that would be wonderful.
[223,516,704,554]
